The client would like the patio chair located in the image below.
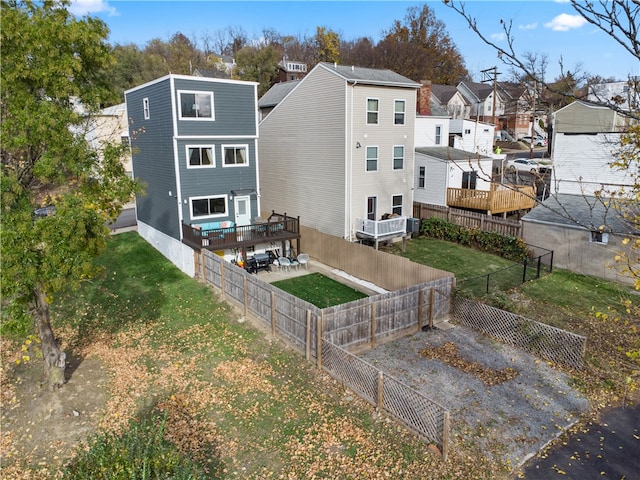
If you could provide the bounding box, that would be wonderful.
[277,256,291,272]
[297,253,309,269]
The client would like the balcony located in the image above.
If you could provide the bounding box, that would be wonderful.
[355,216,408,249]
[182,211,300,252]
[446,184,536,215]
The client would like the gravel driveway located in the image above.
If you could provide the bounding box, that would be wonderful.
[360,323,589,468]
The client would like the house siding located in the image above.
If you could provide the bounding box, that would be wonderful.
[259,67,347,237]
[350,85,416,223]
[126,78,181,239]
[414,155,449,205]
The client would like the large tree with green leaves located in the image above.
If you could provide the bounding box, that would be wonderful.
[1,0,140,388]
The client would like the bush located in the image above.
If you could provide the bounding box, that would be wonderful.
[420,217,528,261]
[63,410,212,480]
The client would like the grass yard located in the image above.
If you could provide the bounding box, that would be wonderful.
[271,272,368,308]
[0,232,510,480]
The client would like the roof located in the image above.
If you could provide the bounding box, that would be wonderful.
[317,62,421,88]
[522,193,639,235]
[415,146,493,162]
[431,84,464,105]
[258,80,301,108]
[101,103,126,116]
[458,80,495,101]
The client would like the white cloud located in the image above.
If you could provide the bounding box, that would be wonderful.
[69,0,118,17]
[544,13,588,32]
[519,22,538,31]
[490,32,506,41]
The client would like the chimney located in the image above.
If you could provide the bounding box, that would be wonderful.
[417,80,432,116]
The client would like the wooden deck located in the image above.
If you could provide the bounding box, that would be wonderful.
[182,212,301,254]
[446,185,536,215]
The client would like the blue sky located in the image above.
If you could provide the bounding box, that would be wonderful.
[70,0,639,83]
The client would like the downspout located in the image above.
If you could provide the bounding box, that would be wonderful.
[170,76,184,237]
[347,80,357,240]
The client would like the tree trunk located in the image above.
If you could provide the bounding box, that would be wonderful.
[33,287,66,390]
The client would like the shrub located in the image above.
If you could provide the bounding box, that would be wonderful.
[63,410,212,480]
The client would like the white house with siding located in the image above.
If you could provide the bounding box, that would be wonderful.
[413,147,494,206]
[258,62,420,241]
[551,101,634,196]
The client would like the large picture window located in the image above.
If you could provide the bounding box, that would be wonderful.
[179,91,214,119]
[367,98,379,125]
[190,195,227,219]
[393,145,404,170]
[223,145,248,166]
[186,146,214,168]
[366,146,378,172]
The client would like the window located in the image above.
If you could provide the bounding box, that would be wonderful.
[366,146,378,171]
[394,100,405,125]
[392,195,403,216]
[393,145,404,170]
[462,171,477,190]
[223,145,248,166]
[186,146,214,168]
[143,98,150,119]
[418,166,425,188]
[435,125,442,145]
[464,128,471,135]
[367,98,379,124]
[190,195,227,219]
[591,231,609,244]
[367,196,377,220]
[179,91,214,119]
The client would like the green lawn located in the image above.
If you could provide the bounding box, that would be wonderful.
[271,272,367,308]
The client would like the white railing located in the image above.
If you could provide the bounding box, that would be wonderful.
[356,216,407,238]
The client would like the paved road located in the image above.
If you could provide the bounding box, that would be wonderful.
[108,207,136,232]
[521,403,640,479]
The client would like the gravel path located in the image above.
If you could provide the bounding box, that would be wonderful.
[360,323,589,468]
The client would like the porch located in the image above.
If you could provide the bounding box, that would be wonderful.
[182,211,301,255]
[355,216,409,250]
[446,184,536,215]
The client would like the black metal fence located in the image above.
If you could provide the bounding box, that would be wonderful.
[456,245,553,296]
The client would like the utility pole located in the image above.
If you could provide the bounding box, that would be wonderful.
[529,80,536,159]
[481,66,500,146]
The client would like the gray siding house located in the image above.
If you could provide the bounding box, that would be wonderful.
[125,74,260,275]
[258,62,420,242]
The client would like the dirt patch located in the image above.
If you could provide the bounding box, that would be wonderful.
[1,350,108,474]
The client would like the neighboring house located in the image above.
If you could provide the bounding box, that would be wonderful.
[277,58,307,82]
[257,80,300,121]
[415,81,451,149]
[499,82,538,140]
[449,118,495,156]
[86,102,133,178]
[522,193,638,286]
[457,80,506,127]
[258,62,421,241]
[550,100,634,196]
[587,78,640,112]
[124,74,263,275]
[413,147,493,207]
[431,83,469,119]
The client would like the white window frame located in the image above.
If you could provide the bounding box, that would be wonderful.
[365,146,378,172]
[143,97,150,120]
[367,98,379,125]
[367,196,377,220]
[391,194,403,216]
[178,90,215,120]
[190,195,228,220]
[392,145,404,170]
[394,99,406,125]
[590,231,609,245]
[222,144,249,167]
[186,145,215,169]
[435,125,442,145]
[418,166,426,188]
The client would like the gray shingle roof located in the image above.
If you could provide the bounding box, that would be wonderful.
[318,62,420,88]
[258,80,301,108]
[415,146,493,162]
[431,84,463,104]
[522,193,639,235]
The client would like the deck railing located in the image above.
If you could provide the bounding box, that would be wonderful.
[182,213,300,251]
[446,185,536,214]
[356,216,407,238]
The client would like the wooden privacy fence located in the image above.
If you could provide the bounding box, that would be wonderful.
[413,202,523,238]
[199,249,453,457]
[452,296,586,370]
[299,225,454,291]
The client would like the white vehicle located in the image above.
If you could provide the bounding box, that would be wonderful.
[521,135,547,147]
[506,158,540,174]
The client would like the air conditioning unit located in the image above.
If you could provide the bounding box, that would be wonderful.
[406,217,421,234]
